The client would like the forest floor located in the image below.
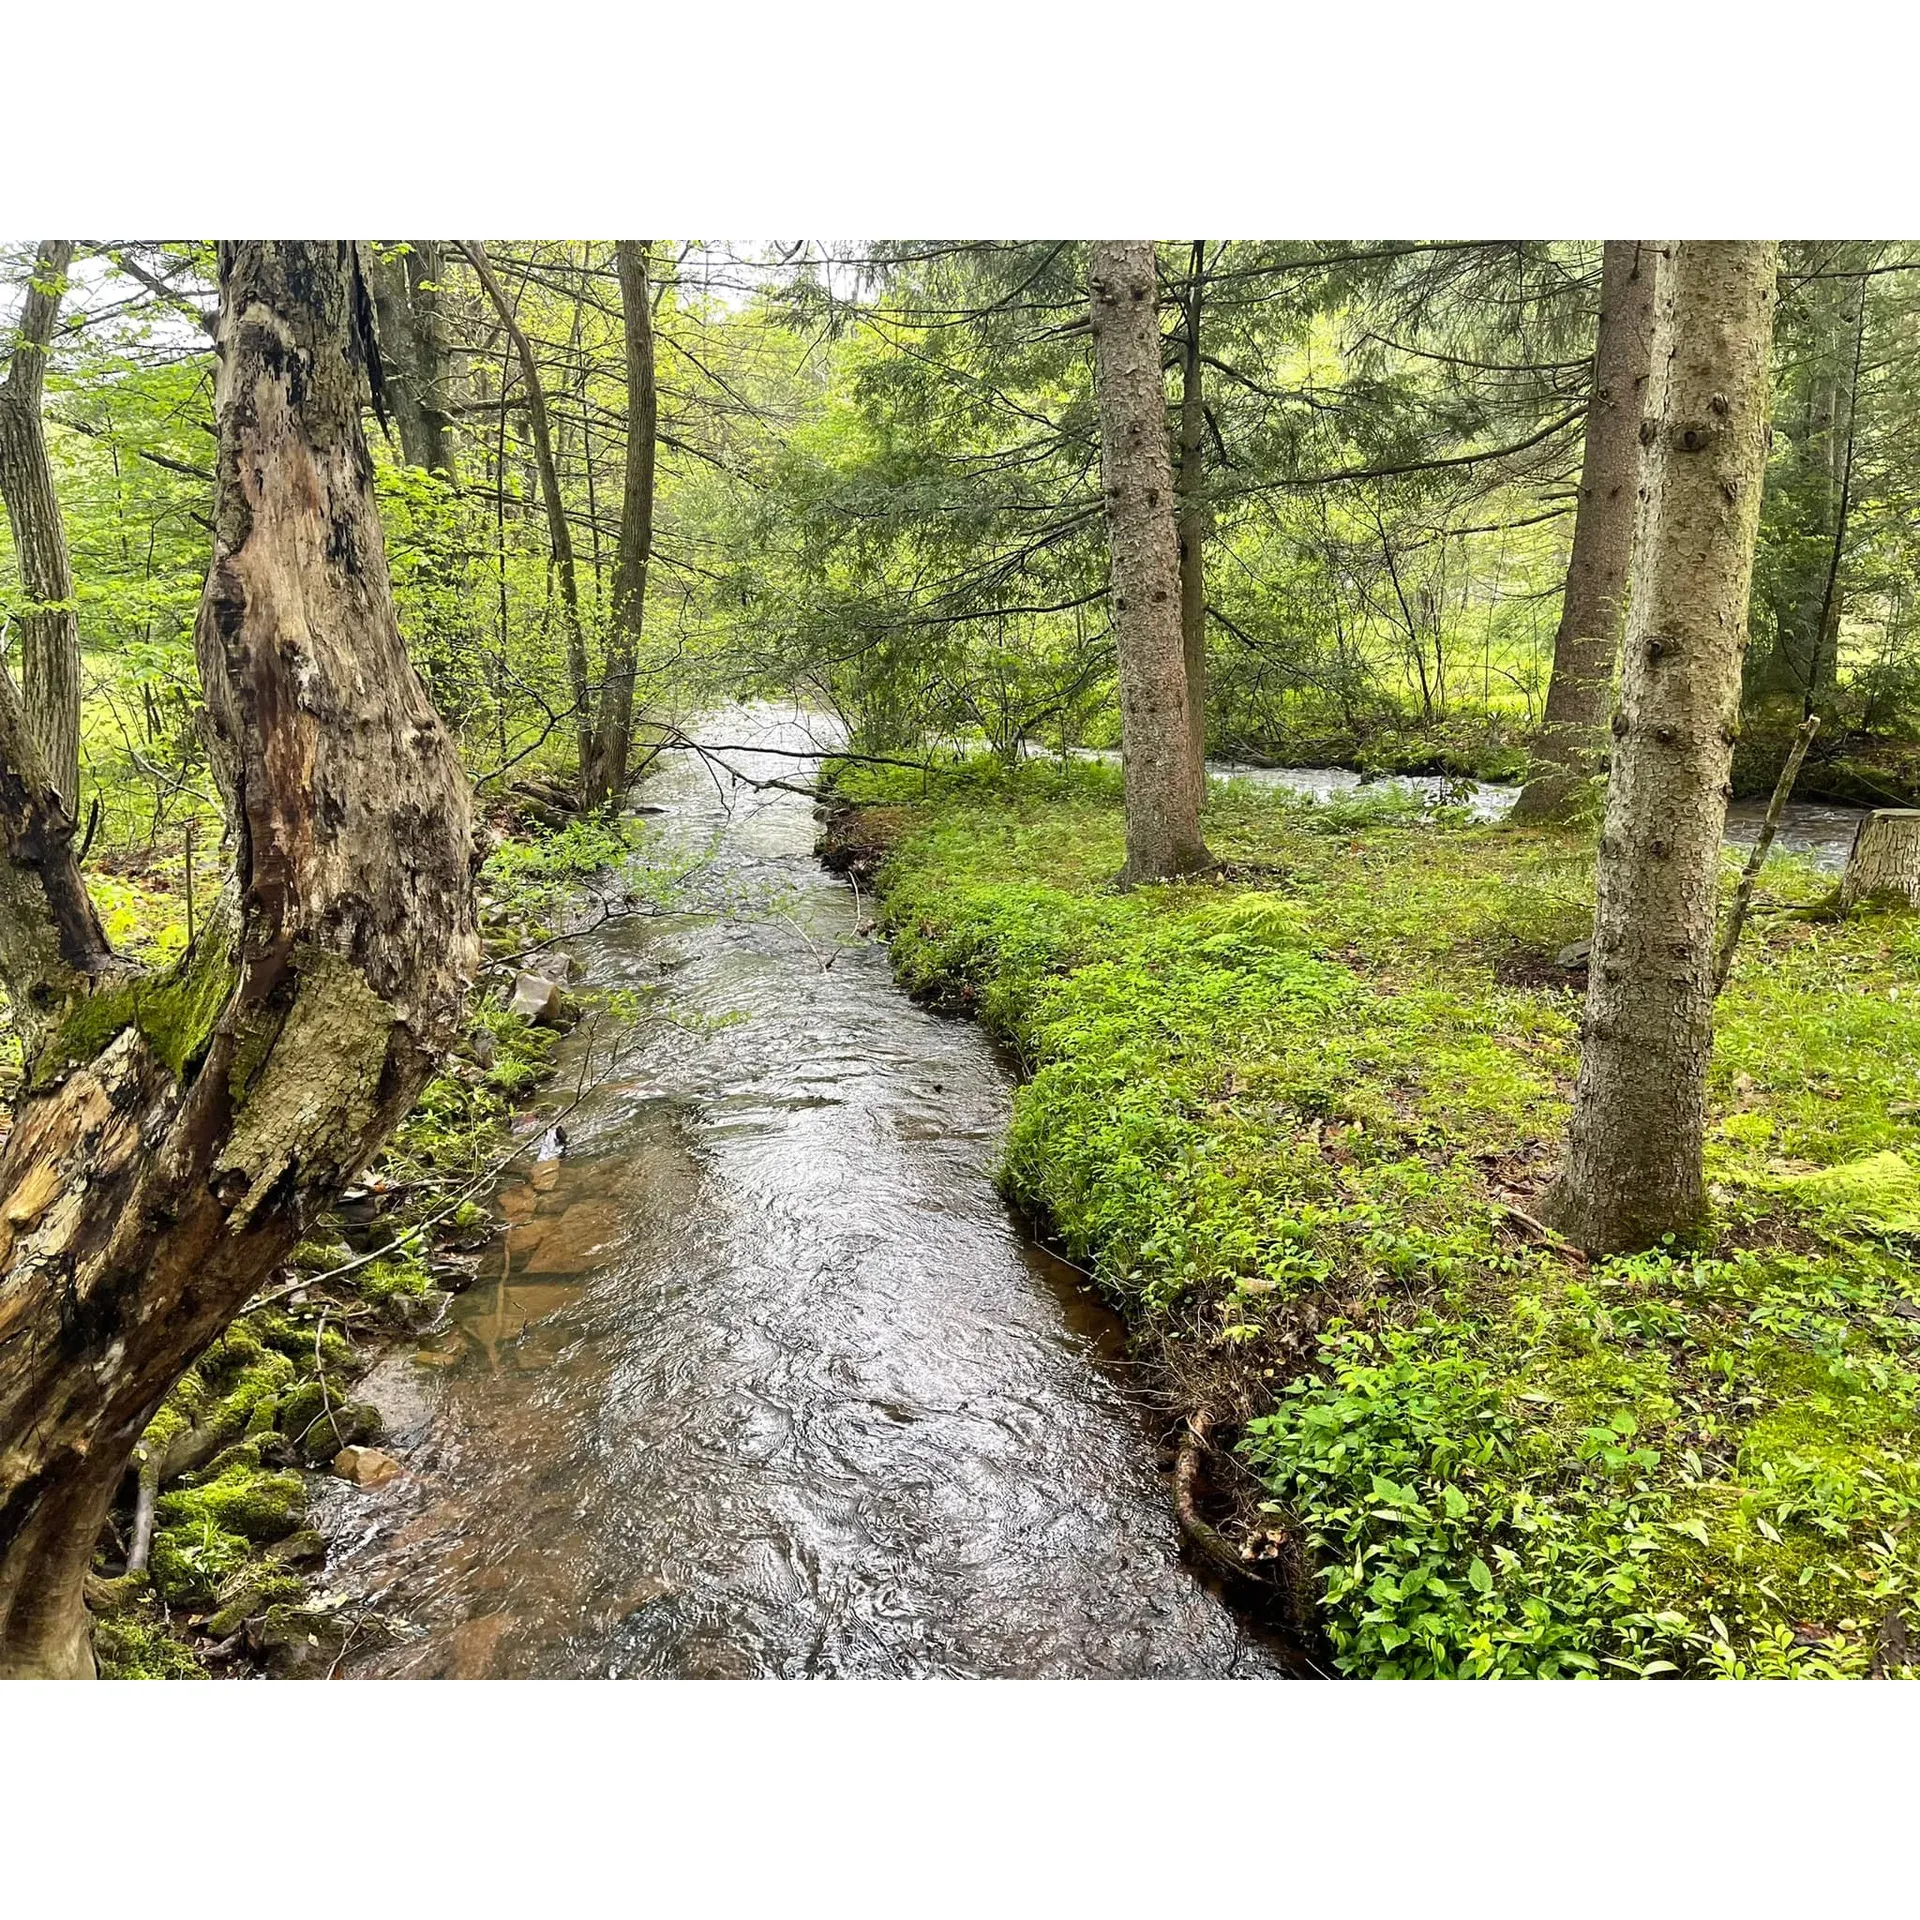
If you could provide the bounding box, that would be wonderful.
[826,756,1920,1678]
[80,798,647,1679]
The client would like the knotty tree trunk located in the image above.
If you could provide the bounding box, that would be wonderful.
[0,240,82,809]
[462,241,592,779]
[0,241,478,1677]
[1839,809,1920,910]
[1090,241,1210,886]
[584,241,656,810]
[1510,241,1657,824]
[1549,242,1780,1256]
[368,241,457,477]
[1176,241,1209,782]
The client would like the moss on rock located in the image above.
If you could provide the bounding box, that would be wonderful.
[157,1464,306,1545]
[94,1603,210,1680]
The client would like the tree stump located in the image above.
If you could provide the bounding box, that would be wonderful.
[1839,809,1920,911]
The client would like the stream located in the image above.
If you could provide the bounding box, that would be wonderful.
[1105,753,1869,868]
[319,716,1865,1678]
[320,708,1294,1678]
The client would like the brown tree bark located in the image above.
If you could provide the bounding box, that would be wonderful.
[0,240,82,809]
[1839,810,1920,910]
[584,241,657,810]
[368,241,457,478]
[1089,241,1210,886]
[1176,241,1209,781]
[461,242,592,779]
[1510,241,1657,824]
[0,241,478,1677]
[1548,242,1780,1256]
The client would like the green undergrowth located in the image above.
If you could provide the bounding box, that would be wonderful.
[838,754,1920,1679]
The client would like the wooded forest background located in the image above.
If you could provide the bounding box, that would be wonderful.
[7,238,1920,910]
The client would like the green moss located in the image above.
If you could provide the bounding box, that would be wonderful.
[203,1565,305,1640]
[276,1381,382,1463]
[33,926,235,1089]
[94,1604,209,1680]
[150,1518,252,1607]
[357,1250,432,1304]
[156,1464,306,1545]
[1777,1151,1920,1233]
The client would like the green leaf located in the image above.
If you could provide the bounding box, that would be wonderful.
[1468,1556,1493,1596]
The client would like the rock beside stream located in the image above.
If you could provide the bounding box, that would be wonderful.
[509,971,574,1026]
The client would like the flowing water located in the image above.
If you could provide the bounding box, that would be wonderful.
[320,709,1293,1678]
[319,716,1866,1678]
[1098,752,1869,865]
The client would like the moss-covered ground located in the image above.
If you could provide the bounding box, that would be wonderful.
[75,807,639,1676]
[833,756,1920,1679]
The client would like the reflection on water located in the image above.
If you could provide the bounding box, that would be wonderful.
[320,709,1292,1679]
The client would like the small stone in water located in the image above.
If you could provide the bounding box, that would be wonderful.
[333,1445,403,1488]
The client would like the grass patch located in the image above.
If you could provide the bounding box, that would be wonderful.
[840,755,1920,1679]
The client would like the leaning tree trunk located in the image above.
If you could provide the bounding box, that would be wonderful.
[1510,240,1657,824]
[0,240,478,1678]
[1839,810,1920,911]
[1090,241,1210,886]
[584,240,657,811]
[1548,241,1780,1257]
[1176,241,1209,784]
[0,239,82,810]
[462,241,592,780]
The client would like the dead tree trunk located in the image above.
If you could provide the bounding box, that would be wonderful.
[1839,810,1920,910]
[461,241,592,780]
[0,240,82,810]
[368,241,457,478]
[1090,241,1211,886]
[584,241,656,811]
[0,241,478,1678]
[1510,241,1657,824]
[1549,241,1780,1256]
[1176,241,1209,782]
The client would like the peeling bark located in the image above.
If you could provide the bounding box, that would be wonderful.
[0,241,478,1677]
[1090,242,1211,886]
[1549,243,1780,1256]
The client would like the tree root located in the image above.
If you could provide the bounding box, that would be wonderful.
[126,1442,163,1578]
[1172,1411,1250,1580]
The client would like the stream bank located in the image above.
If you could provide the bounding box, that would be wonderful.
[832,751,1920,1677]
[89,791,644,1678]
